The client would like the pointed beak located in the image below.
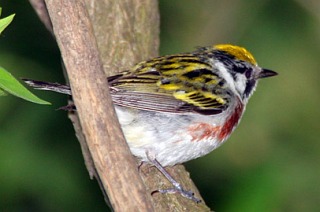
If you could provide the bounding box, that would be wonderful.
[258,69,278,79]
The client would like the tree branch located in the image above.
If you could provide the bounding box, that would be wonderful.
[29,0,53,34]
[44,0,154,211]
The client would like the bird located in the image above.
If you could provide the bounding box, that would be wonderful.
[23,44,277,202]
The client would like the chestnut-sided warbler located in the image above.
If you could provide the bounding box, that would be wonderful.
[24,44,277,202]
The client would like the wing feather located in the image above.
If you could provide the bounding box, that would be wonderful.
[109,54,232,115]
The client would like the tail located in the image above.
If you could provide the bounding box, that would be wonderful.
[22,79,72,95]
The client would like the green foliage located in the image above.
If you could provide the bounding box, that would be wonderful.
[0,8,15,34]
[0,8,50,105]
[0,66,50,104]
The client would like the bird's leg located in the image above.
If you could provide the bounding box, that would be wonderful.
[146,152,201,203]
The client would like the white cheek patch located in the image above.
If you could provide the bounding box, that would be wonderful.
[214,61,238,95]
[234,74,247,95]
[214,61,251,99]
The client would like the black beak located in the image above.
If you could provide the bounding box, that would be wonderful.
[258,69,278,79]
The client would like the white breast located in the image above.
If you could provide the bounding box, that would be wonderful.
[115,103,237,166]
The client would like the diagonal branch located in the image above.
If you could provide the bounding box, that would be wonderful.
[43,0,154,211]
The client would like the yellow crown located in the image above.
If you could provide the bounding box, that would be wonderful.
[214,44,257,65]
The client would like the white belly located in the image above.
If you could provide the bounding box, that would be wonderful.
[115,106,231,166]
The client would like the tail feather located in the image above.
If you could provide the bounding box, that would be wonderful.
[22,79,72,95]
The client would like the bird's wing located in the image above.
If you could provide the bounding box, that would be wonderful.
[109,54,232,115]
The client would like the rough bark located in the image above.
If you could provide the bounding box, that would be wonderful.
[43,0,154,211]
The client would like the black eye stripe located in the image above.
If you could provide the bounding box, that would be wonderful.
[213,50,254,78]
[232,62,253,74]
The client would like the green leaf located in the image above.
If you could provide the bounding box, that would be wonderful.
[0,88,7,96]
[0,10,15,34]
[0,66,50,105]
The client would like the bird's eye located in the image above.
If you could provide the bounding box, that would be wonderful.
[245,69,253,79]
[233,65,246,74]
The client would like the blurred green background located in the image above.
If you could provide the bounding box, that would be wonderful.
[1,0,319,211]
